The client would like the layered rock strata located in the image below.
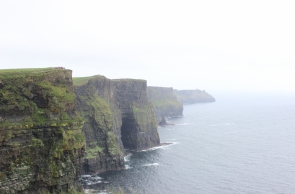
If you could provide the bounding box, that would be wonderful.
[174,89,215,103]
[147,86,183,124]
[0,69,85,194]
[74,76,159,175]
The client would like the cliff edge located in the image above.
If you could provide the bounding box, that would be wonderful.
[0,68,85,193]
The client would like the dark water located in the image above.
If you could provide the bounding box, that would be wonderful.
[82,93,295,194]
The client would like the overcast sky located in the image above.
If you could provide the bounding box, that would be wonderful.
[1,0,295,93]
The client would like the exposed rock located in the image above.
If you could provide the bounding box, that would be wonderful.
[113,79,160,151]
[0,69,85,193]
[174,89,215,103]
[74,76,125,174]
[74,76,160,174]
[147,86,183,123]
[158,116,168,126]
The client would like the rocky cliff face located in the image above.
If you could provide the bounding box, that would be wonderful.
[147,87,183,123]
[74,77,160,175]
[0,69,85,194]
[174,89,215,103]
[112,79,159,151]
[74,76,125,175]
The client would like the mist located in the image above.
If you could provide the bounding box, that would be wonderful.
[1,0,295,94]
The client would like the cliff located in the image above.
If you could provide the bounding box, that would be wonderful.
[174,89,215,103]
[147,87,183,123]
[74,76,160,174]
[112,79,160,151]
[74,76,125,175]
[0,68,85,193]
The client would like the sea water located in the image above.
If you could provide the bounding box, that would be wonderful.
[82,93,295,194]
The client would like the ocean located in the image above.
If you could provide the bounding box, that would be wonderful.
[82,93,295,194]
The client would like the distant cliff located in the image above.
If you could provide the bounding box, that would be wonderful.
[0,69,85,193]
[147,87,183,124]
[174,89,215,103]
[74,76,160,174]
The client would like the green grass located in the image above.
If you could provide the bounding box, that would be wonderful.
[85,145,104,159]
[73,75,104,86]
[0,68,52,73]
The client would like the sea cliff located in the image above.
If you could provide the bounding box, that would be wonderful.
[0,68,214,193]
[74,76,160,175]
[0,69,85,193]
[174,89,215,103]
[147,87,183,124]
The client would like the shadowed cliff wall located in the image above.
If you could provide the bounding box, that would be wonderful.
[147,86,183,123]
[0,69,85,194]
[174,89,215,103]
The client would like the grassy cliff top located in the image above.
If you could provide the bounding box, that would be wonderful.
[0,67,59,73]
[73,75,105,86]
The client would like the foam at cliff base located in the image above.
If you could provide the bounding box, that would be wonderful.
[142,163,160,167]
[124,153,132,162]
[80,174,106,187]
[125,164,133,169]
[140,142,179,152]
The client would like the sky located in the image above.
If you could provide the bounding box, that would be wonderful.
[1,0,295,94]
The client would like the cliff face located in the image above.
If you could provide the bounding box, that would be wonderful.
[112,79,159,151]
[147,87,183,123]
[74,77,160,174]
[0,69,85,194]
[74,76,125,175]
[174,89,215,103]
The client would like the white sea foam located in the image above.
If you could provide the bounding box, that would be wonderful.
[142,163,160,167]
[124,153,132,162]
[178,123,189,125]
[125,164,133,169]
[140,142,178,152]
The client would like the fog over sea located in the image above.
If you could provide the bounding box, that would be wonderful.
[82,93,295,194]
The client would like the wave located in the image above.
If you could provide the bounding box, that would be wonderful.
[140,142,179,152]
[124,153,132,162]
[125,164,133,169]
[142,163,160,167]
[177,123,189,126]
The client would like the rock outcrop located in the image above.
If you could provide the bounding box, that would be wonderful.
[0,69,85,193]
[147,87,183,124]
[174,89,215,103]
[74,76,160,175]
